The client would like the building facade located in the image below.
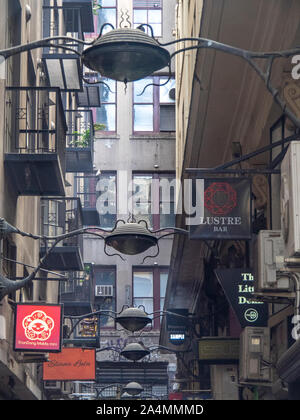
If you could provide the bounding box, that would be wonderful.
[160,0,300,400]
[0,0,95,400]
[79,0,178,399]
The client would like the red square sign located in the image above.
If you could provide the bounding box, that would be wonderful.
[14,303,63,352]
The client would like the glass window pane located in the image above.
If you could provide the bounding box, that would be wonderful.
[96,104,116,131]
[100,0,116,6]
[149,23,161,37]
[160,273,168,298]
[160,79,176,103]
[148,10,162,24]
[134,271,153,297]
[133,10,147,23]
[133,176,152,201]
[100,78,116,103]
[134,79,153,103]
[134,105,153,131]
[133,298,153,318]
[159,175,175,201]
[97,9,116,33]
[96,174,116,228]
[160,202,175,227]
[134,201,151,214]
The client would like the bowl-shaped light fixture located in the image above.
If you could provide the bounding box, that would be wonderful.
[105,222,158,255]
[120,342,150,361]
[81,28,170,83]
[123,381,144,396]
[116,307,152,332]
[121,391,134,399]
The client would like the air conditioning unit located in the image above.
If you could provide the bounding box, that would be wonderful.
[239,327,271,384]
[95,285,113,297]
[255,230,291,291]
[281,141,300,259]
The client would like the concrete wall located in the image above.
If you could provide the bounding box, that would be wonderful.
[83,0,178,375]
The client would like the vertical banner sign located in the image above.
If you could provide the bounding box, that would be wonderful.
[14,303,63,352]
[215,268,268,327]
[43,348,96,381]
[189,178,251,240]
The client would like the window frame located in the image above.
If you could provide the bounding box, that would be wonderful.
[133,0,163,38]
[94,265,117,329]
[96,170,117,230]
[132,266,169,330]
[132,76,175,134]
[94,77,117,134]
[132,172,175,230]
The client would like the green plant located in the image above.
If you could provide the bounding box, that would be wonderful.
[93,123,106,131]
[92,1,102,15]
[70,123,106,147]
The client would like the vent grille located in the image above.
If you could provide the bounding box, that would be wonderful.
[95,285,114,297]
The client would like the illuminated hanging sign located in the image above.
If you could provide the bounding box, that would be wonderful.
[169,332,186,345]
[215,268,268,328]
[189,178,251,240]
[43,347,96,381]
[14,303,63,352]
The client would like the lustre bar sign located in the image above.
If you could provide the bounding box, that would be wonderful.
[215,268,268,327]
[189,178,251,240]
[14,303,63,352]
[43,347,96,381]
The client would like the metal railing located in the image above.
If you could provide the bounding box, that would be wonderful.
[40,197,83,252]
[5,86,67,174]
[65,109,94,151]
[43,2,85,54]
[60,271,93,303]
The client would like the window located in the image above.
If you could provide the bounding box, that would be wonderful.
[75,173,98,210]
[133,267,168,329]
[75,172,117,229]
[132,173,175,229]
[94,266,116,328]
[97,0,117,33]
[87,0,117,36]
[95,77,117,132]
[133,0,162,37]
[133,77,175,133]
[96,172,117,229]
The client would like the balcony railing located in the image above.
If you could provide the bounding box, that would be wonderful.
[42,1,94,91]
[60,270,94,315]
[40,197,84,271]
[4,86,66,195]
[65,109,94,172]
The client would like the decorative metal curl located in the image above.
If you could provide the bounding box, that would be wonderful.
[140,242,160,265]
[136,62,173,97]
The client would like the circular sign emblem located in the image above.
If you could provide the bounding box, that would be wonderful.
[22,310,55,341]
[244,308,259,323]
[204,182,237,215]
